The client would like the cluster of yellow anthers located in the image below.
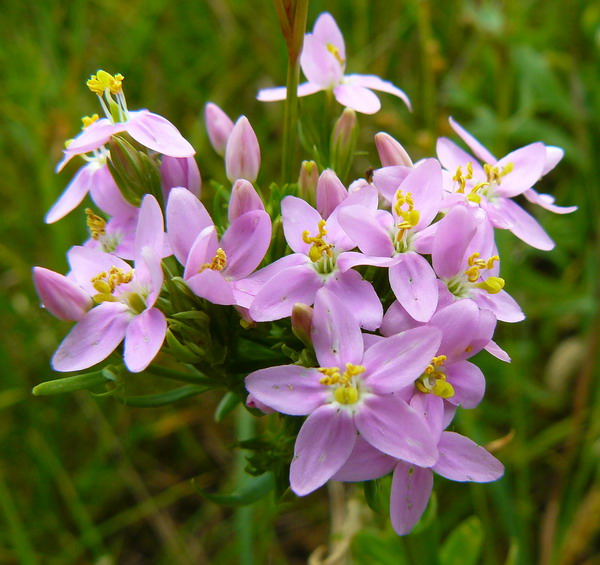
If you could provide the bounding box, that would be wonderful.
[303,220,334,262]
[91,267,134,298]
[87,70,124,96]
[465,252,505,294]
[453,163,489,204]
[81,114,99,129]
[85,208,106,240]
[326,43,345,65]
[200,248,227,272]
[416,355,455,399]
[318,363,366,405]
[394,190,421,241]
[484,162,514,185]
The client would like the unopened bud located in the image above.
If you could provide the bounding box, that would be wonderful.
[375,132,413,167]
[298,160,318,205]
[229,179,265,223]
[205,102,234,157]
[160,155,201,200]
[291,303,314,348]
[225,116,260,183]
[33,267,93,321]
[330,107,359,181]
[316,169,347,218]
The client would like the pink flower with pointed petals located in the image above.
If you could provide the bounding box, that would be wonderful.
[51,195,167,373]
[437,117,576,250]
[258,13,411,114]
[245,290,442,496]
[33,267,93,321]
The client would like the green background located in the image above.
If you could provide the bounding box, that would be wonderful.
[0,1,598,563]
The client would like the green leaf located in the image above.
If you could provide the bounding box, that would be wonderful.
[214,391,241,422]
[439,516,483,565]
[192,472,274,507]
[32,371,109,396]
[115,384,209,407]
[352,528,409,565]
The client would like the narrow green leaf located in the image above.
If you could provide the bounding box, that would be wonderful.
[214,392,241,422]
[116,384,209,407]
[192,472,274,507]
[32,371,108,396]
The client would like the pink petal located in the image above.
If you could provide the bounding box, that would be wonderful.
[433,432,504,482]
[225,116,261,183]
[410,393,445,441]
[186,268,236,305]
[333,84,381,114]
[372,166,413,203]
[375,132,413,168]
[126,110,195,157]
[449,117,496,164]
[57,119,119,170]
[444,361,485,408]
[485,339,511,362]
[245,365,328,416]
[257,82,322,102]
[312,12,345,60]
[311,287,364,368]
[337,206,395,257]
[33,267,93,321]
[389,252,438,323]
[429,300,481,360]
[138,246,164,306]
[542,146,564,175]
[436,137,485,178]
[332,435,396,481]
[345,74,411,110]
[46,164,96,223]
[474,288,525,323]
[365,326,442,394]
[89,164,137,217]
[300,34,343,88]
[204,102,234,156]
[355,395,438,466]
[160,155,201,199]
[290,404,357,496]
[135,194,165,261]
[124,307,167,372]
[67,246,132,295]
[281,195,324,255]
[183,226,218,280]
[316,169,347,219]
[52,302,130,372]
[496,142,546,198]
[495,198,554,250]
[380,300,423,337]
[523,188,577,214]
[228,179,265,223]
[390,462,433,535]
[397,159,443,231]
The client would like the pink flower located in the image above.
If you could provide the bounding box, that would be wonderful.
[245,290,442,496]
[33,267,93,322]
[51,195,167,373]
[258,13,411,114]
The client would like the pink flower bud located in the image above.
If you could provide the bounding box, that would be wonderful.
[291,303,313,348]
[225,116,261,183]
[298,160,318,205]
[316,169,347,218]
[246,393,275,414]
[375,132,413,167]
[228,179,265,223]
[205,102,234,156]
[330,107,359,179]
[160,155,201,200]
[33,267,93,321]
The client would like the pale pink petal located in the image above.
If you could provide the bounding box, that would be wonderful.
[250,265,322,321]
[433,432,504,482]
[228,179,265,223]
[281,195,324,255]
[375,132,413,168]
[542,146,564,176]
[365,327,442,394]
[33,267,92,321]
[138,246,164,307]
[523,188,577,214]
[300,34,343,88]
[225,116,261,183]
[372,166,412,203]
[337,206,395,257]
[324,269,382,331]
[245,365,327,416]
[333,84,381,114]
[428,300,481,360]
[46,163,95,223]
[336,251,399,272]
[485,339,511,362]
[221,211,272,279]
[257,82,322,102]
[316,169,347,219]
[204,102,234,156]
[166,187,214,265]
[495,198,554,250]
[52,302,130,372]
[496,142,546,197]
[390,462,433,536]
[380,300,423,337]
[290,404,357,496]
[311,286,364,368]
[126,110,195,157]
[448,117,496,164]
[160,155,201,199]
[444,361,485,408]
[67,246,132,295]
[389,252,438,323]
[436,137,485,177]
[345,74,411,110]
[474,288,525,323]
[183,226,218,280]
[312,12,346,60]
[135,194,165,261]
[89,164,137,217]
[355,395,438,466]
[410,393,445,441]
[398,159,444,230]
[123,307,167,372]
[57,119,119,170]
[332,435,396,481]
[186,269,236,305]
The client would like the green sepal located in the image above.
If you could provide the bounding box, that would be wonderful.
[164,328,203,363]
[214,391,241,422]
[115,384,210,407]
[32,370,109,396]
[363,474,392,515]
[192,472,274,507]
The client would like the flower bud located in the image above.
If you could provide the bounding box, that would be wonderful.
[291,303,313,348]
[374,132,413,167]
[160,155,201,200]
[330,107,359,181]
[228,179,265,223]
[316,169,347,218]
[225,116,260,183]
[298,160,318,205]
[205,102,234,157]
[33,267,93,321]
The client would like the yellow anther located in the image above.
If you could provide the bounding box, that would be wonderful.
[200,248,227,272]
[416,357,455,399]
[465,345,473,353]
[87,70,124,95]
[394,191,421,242]
[466,162,473,177]
[465,252,501,283]
[453,162,474,193]
[319,364,365,405]
[467,252,481,267]
[486,255,500,269]
[431,355,447,366]
[86,208,106,240]
[502,162,514,175]
[474,276,505,294]
[318,366,342,386]
[91,266,134,295]
[303,220,333,262]
[432,377,455,399]
[484,162,513,185]
[81,114,99,129]
[326,43,345,65]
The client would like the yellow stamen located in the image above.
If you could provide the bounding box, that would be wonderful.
[319,363,365,405]
[484,162,513,185]
[465,253,503,288]
[91,266,134,295]
[326,43,345,65]
[474,276,505,294]
[86,208,106,240]
[87,70,124,95]
[81,114,99,129]
[394,190,421,242]
[416,356,455,398]
[200,248,227,272]
[303,220,333,262]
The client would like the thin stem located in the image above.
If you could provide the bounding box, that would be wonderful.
[282,55,300,182]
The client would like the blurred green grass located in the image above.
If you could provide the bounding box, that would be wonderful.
[0,0,598,563]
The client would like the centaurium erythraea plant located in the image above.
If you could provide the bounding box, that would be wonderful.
[33,10,575,544]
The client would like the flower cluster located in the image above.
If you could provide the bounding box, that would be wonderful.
[33,13,575,537]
